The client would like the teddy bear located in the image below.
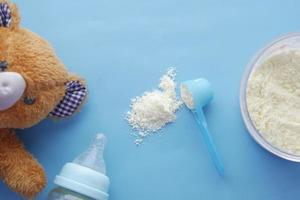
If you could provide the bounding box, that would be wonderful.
[0,0,87,198]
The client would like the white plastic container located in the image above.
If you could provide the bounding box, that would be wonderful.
[48,134,110,200]
[240,32,300,162]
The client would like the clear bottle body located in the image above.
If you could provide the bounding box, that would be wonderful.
[48,187,95,200]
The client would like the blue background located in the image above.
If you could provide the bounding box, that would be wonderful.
[1,0,300,199]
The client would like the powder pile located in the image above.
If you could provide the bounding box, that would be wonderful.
[247,50,300,155]
[126,68,182,145]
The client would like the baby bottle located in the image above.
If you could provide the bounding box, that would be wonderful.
[48,134,110,200]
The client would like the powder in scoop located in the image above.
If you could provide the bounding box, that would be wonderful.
[247,50,300,155]
[126,68,182,145]
[180,84,194,109]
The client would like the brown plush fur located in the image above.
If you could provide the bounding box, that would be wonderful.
[0,129,46,198]
[0,0,87,198]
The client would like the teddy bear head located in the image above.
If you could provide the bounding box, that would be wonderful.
[0,1,87,129]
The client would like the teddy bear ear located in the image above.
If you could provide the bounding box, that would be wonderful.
[0,1,20,30]
[48,79,87,119]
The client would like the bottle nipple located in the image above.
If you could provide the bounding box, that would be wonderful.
[73,133,107,174]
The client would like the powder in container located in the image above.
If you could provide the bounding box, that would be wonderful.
[126,68,182,145]
[247,50,300,155]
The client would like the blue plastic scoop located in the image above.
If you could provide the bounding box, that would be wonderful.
[180,79,224,176]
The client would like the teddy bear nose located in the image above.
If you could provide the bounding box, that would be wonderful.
[0,72,26,111]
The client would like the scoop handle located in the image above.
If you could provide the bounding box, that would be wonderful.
[193,109,225,176]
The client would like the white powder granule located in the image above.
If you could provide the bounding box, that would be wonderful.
[247,50,300,155]
[126,68,182,145]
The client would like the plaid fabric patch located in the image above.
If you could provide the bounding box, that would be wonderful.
[0,3,11,27]
[49,81,87,118]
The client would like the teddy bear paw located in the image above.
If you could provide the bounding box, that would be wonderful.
[4,162,47,199]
